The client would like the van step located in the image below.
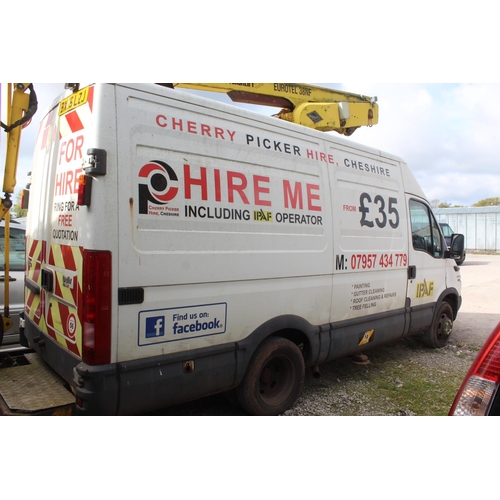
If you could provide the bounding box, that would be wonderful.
[0,352,75,415]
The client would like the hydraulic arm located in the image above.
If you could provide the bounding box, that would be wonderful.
[0,83,37,341]
[174,83,378,135]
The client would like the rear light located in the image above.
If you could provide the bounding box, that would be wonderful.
[449,323,500,416]
[82,250,112,365]
[77,174,92,206]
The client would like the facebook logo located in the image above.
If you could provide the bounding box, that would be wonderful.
[145,316,165,338]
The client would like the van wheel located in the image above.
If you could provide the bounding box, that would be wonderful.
[423,302,454,348]
[236,337,305,416]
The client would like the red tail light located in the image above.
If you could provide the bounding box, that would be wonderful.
[77,174,92,206]
[82,250,112,365]
[449,323,500,416]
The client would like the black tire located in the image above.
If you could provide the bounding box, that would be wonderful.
[236,336,305,416]
[423,301,454,348]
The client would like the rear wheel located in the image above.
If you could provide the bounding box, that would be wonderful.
[423,301,454,348]
[236,336,305,416]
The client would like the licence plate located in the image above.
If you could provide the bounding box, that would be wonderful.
[58,87,89,115]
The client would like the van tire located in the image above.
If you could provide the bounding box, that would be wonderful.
[423,301,454,348]
[236,336,305,416]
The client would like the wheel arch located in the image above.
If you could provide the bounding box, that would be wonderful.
[438,287,461,320]
[234,315,319,384]
[421,289,460,349]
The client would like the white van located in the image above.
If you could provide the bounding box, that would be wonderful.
[22,83,464,415]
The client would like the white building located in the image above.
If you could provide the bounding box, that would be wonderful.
[434,207,500,253]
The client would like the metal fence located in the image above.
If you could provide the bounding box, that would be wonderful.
[434,207,500,252]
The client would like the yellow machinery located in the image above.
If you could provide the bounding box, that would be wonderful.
[0,83,37,340]
[174,83,378,135]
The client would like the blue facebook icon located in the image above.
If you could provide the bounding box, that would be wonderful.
[146,316,165,338]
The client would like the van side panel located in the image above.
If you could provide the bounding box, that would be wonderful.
[115,86,333,366]
[328,145,409,349]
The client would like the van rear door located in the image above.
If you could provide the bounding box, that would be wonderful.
[25,85,96,360]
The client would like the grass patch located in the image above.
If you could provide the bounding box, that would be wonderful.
[300,339,478,416]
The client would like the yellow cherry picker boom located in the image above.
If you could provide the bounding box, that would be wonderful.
[173,83,378,135]
[0,83,37,344]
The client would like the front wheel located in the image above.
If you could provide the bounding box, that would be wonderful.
[423,301,454,348]
[236,337,305,416]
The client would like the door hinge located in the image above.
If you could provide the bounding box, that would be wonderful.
[84,148,107,176]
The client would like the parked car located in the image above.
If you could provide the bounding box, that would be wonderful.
[0,218,26,347]
[439,222,466,265]
[449,322,500,416]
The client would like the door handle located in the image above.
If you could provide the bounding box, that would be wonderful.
[408,265,417,280]
[41,268,54,292]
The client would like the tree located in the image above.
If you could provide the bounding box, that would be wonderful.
[473,197,500,207]
[12,191,28,218]
[431,200,464,208]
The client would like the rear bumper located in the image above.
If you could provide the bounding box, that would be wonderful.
[74,342,239,415]
[23,317,81,388]
[23,317,241,415]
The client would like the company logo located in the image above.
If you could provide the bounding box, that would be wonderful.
[138,160,179,214]
[139,303,227,346]
[416,280,434,298]
[146,316,165,338]
[253,209,273,222]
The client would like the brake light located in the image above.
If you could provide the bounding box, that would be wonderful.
[449,323,500,416]
[77,174,92,206]
[82,250,112,365]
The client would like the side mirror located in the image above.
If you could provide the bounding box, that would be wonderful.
[448,233,465,261]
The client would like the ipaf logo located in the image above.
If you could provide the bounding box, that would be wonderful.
[416,279,434,298]
[138,160,179,214]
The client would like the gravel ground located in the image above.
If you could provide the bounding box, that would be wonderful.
[283,338,479,416]
[153,253,500,416]
[155,337,479,416]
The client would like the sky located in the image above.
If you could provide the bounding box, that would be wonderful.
[2,82,499,208]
